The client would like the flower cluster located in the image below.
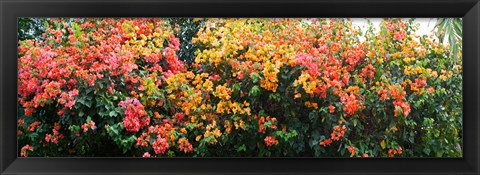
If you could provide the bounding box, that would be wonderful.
[20,145,34,157]
[347,146,356,157]
[264,136,279,147]
[152,137,169,154]
[44,122,64,144]
[119,98,150,132]
[81,121,96,133]
[331,122,347,141]
[178,138,194,153]
[388,146,403,157]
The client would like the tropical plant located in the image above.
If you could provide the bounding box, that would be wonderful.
[434,18,462,61]
[17,18,462,158]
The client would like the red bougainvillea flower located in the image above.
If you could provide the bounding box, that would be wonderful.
[377,89,390,100]
[237,71,244,79]
[27,121,41,132]
[173,112,186,123]
[319,138,333,147]
[295,53,321,78]
[81,121,96,133]
[20,145,34,157]
[208,74,221,81]
[45,134,52,142]
[340,93,361,116]
[410,78,427,91]
[393,30,407,41]
[359,64,376,80]
[18,119,25,126]
[379,85,411,117]
[331,124,347,141]
[119,97,150,132]
[264,136,279,147]
[152,137,169,154]
[178,138,194,153]
[136,132,150,147]
[329,105,335,113]
[388,149,396,157]
[44,122,64,144]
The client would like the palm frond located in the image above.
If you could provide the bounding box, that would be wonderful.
[434,18,462,62]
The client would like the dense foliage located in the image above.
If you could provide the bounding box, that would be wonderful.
[17,18,462,157]
[18,18,46,41]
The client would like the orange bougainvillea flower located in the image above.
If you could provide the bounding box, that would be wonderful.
[397,146,403,155]
[388,146,403,157]
[178,138,194,153]
[27,121,41,132]
[347,146,356,156]
[331,124,347,141]
[329,105,335,113]
[319,138,333,147]
[340,93,361,116]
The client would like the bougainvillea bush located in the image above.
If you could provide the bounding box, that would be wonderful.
[17,18,462,157]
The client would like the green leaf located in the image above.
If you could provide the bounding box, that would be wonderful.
[308,111,319,123]
[434,130,440,138]
[109,111,117,117]
[236,144,247,152]
[250,72,261,83]
[233,83,241,93]
[408,136,414,143]
[86,116,92,122]
[111,126,119,135]
[436,150,444,157]
[249,85,260,97]
[423,148,431,155]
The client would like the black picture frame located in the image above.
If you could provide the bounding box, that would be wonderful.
[1,0,479,174]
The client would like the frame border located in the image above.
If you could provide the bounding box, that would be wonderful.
[1,0,479,174]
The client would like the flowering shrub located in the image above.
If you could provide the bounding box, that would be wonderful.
[17,18,462,157]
